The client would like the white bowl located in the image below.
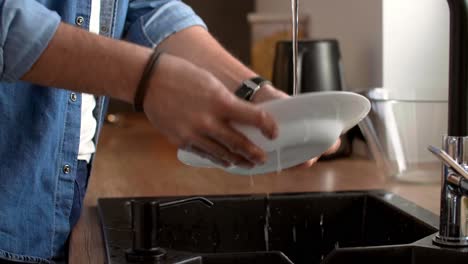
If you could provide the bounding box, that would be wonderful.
[178,91,371,175]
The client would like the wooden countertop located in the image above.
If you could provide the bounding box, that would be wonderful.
[69,113,441,263]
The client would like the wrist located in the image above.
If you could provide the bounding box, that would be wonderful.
[251,84,289,103]
[133,50,164,112]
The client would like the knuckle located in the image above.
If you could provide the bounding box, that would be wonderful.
[178,131,195,146]
[201,73,223,91]
[204,73,218,85]
[255,110,269,125]
[198,116,214,130]
[246,145,259,156]
[231,137,248,154]
[215,93,234,110]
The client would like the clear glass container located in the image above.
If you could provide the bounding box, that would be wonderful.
[359,88,448,183]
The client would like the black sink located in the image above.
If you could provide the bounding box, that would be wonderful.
[115,251,293,264]
[322,235,468,264]
[97,191,457,264]
[191,252,293,264]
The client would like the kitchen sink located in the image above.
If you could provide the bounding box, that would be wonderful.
[97,190,463,264]
[179,252,294,264]
[322,236,468,264]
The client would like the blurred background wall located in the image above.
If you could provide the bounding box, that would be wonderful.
[108,0,448,111]
[256,0,382,91]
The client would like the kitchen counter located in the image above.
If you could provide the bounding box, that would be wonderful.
[69,113,440,263]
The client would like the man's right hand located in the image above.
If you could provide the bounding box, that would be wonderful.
[21,23,278,168]
[143,53,278,168]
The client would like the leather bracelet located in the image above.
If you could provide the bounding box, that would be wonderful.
[133,51,163,112]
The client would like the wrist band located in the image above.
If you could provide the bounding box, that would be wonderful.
[133,51,163,112]
[234,76,271,101]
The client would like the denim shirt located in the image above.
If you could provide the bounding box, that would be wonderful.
[0,0,205,262]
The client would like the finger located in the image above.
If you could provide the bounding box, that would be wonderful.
[190,136,252,168]
[184,145,230,168]
[324,139,341,155]
[302,158,319,168]
[224,98,278,140]
[206,121,265,165]
[289,157,319,170]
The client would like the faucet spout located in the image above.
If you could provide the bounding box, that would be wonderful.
[447,0,468,136]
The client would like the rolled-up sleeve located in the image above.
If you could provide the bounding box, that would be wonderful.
[125,0,207,48]
[0,0,61,82]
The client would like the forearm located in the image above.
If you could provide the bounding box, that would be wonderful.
[156,26,253,91]
[155,26,287,101]
[22,22,152,103]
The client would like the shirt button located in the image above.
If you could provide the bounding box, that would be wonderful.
[63,165,71,174]
[76,16,85,26]
[70,93,77,102]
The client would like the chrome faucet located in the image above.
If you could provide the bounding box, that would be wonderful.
[429,143,468,246]
[428,0,468,247]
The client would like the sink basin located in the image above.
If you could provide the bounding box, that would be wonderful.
[98,191,443,263]
[196,252,293,264]
[322,236,468,264]
[125,251,293,264]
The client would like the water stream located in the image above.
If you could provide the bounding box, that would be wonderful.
[260,1,300,250]
[291,0,300,96]
[264,195,271,251]
[276,149,282,174]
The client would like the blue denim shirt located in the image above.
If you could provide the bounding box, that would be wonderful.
[0,0,205,262]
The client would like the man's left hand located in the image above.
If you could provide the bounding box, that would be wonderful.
[251,84,342,170]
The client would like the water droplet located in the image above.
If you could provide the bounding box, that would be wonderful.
[292,225,297,243]
[249,174,255,187]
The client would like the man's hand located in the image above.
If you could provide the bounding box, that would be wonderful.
[143,53,278,168]
[22,23,339,171]
[252,84,342,169]
[152,23,342,170]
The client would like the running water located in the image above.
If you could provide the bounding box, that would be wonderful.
[264,199,271,251]
[292,225,297,243]
[276,149,282,174]
[291,0,300,96]
[320,213,324,240]
[249,174,255,187]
